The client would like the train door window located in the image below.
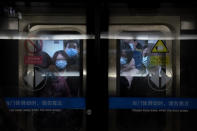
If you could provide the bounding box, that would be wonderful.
[17,25,86,131]
[108,17,180,131]
[117,32,172,97]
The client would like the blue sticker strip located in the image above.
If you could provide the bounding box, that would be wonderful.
[4,97,197,110]
[109,97,197,110]
[5,97,85,109]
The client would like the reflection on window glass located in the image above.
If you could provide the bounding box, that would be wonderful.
[117,39,170,131]
[23,39,83,131]
[119,39,171,96]
[24,40,81,93]
[42,40,64,58]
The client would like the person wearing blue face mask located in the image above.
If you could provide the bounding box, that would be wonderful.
[53,50,68,71]
[65,41,79,58]
[120,56,127,65]
[120,49,134,72]
[66,48,78,57]
[119,47,139,91]
[64,41,80,71]
[51,50,72,97]
[33,50,83,131]
[55,59,67,70]
[128,42,135,51]
[142,56,149,67]
[142,46,150,68]
[141,45,151,75]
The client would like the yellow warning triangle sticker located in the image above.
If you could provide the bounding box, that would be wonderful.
[151,40,169,53]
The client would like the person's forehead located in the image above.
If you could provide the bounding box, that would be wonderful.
[57,53,65,59]
[68,42,77,45]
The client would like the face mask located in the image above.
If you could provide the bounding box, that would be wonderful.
[129,43,135,51]
[142,56,150,67]
[66,48,78,57]
[120,57,127,65]
[55,60,67,70]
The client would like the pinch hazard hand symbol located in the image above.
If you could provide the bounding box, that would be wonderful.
[151,40,169,53]
[157,45,164,51]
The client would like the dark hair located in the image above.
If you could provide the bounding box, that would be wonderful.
[143,45,148,50]
[136,42,142,49]
[121,49,133,65]
[35,51,51,68]
[128,39,142,49]
[121,41,131,51]
[120,42,133,64]
[64,40,79,48]
[52,50,69,64]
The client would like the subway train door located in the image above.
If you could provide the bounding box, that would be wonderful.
[0,4,109,131]
[17,15,87,131]
[108,16,180,131]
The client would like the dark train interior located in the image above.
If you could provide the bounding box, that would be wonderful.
[0,1,197,131]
